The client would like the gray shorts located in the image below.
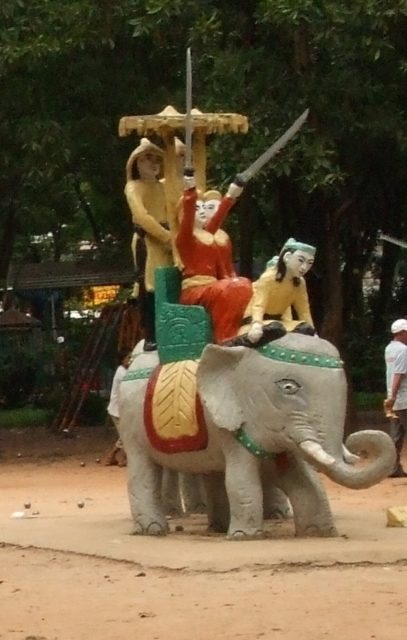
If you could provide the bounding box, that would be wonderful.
[395,409,407,430]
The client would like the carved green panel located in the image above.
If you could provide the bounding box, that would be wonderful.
[155,267,213,364]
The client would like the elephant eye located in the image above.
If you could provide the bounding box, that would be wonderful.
[275,378,301,395]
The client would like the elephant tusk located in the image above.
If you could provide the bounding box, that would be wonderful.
[300,440,336,467]
[342,444,360,465]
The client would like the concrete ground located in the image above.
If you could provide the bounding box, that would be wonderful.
[1,425,407,640]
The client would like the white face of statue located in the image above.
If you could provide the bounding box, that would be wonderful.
[283,250,315,278]
[194,198,220,229]
[136,152,162,181]
[203,199,220,219]
[194,200,206,228]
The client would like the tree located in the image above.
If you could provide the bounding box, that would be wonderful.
[1,0,406,365]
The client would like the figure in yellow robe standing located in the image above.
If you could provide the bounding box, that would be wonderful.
[240,238,317,344]
[125,138,173,350]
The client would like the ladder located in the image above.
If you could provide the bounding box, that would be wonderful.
[52,303,124,434]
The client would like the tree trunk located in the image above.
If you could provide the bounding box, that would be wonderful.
[319,209,344,348]
[237,192,254,278]
[0,202,17,280]
[74,178,102,245]
[371,241,400,335]
[341,241,367,329]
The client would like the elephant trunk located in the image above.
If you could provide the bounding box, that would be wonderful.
[300,430,396,489]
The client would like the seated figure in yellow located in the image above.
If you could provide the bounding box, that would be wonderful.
[241,238,317,344]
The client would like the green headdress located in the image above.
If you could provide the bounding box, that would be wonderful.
[266,255,279,268]
[280,237,316,256]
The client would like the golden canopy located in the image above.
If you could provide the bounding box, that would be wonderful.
[118,105,249,138]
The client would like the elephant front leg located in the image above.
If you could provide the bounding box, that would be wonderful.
[222,437,264,540]
[127,451,168,536]
[276,456,337,537]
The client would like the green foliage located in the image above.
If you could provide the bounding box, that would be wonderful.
[0,345,42,408]
[353,392,385,411]
[346,328,387,393]
[79,393,108,426]
[0,1,139,271]
[0,407,52,429]
[0,0,406,355]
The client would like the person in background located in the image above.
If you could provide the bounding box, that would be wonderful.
[384,318,407,478]
[103,350,132,467]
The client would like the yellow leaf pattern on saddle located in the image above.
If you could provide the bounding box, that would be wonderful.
[151,360,199,439]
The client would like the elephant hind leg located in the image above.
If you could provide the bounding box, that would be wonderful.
[131,520,168,536]
[299,523,337,538]
[203,472,230,533]
[180,473,207,515]
[161,468,183,517]
[262,483,292,520]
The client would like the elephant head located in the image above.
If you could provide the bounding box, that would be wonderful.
[197,333,395,489]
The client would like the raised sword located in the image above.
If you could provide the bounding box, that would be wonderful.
[184,47,193,172]
[236,108,309,184]
[379,233,407,250]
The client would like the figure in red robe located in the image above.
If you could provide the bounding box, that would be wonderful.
[175,174,252,343]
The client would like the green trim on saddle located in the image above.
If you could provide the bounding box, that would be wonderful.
[123,368,155,382]
[259,343,343,369]
[155,267,213,364]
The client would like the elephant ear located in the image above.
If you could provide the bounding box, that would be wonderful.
[197,344,246,432]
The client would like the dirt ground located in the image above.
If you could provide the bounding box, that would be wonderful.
[1,424,407,640]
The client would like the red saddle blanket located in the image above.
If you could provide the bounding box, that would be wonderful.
[144,361,208,454]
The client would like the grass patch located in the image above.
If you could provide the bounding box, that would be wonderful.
[0,407,53,429]
[353,391,384,411]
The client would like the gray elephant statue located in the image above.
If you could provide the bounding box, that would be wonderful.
[118,333,395,540]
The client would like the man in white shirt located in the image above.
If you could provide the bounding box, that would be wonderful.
[104,350,131,466]
[384,318,407,477]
